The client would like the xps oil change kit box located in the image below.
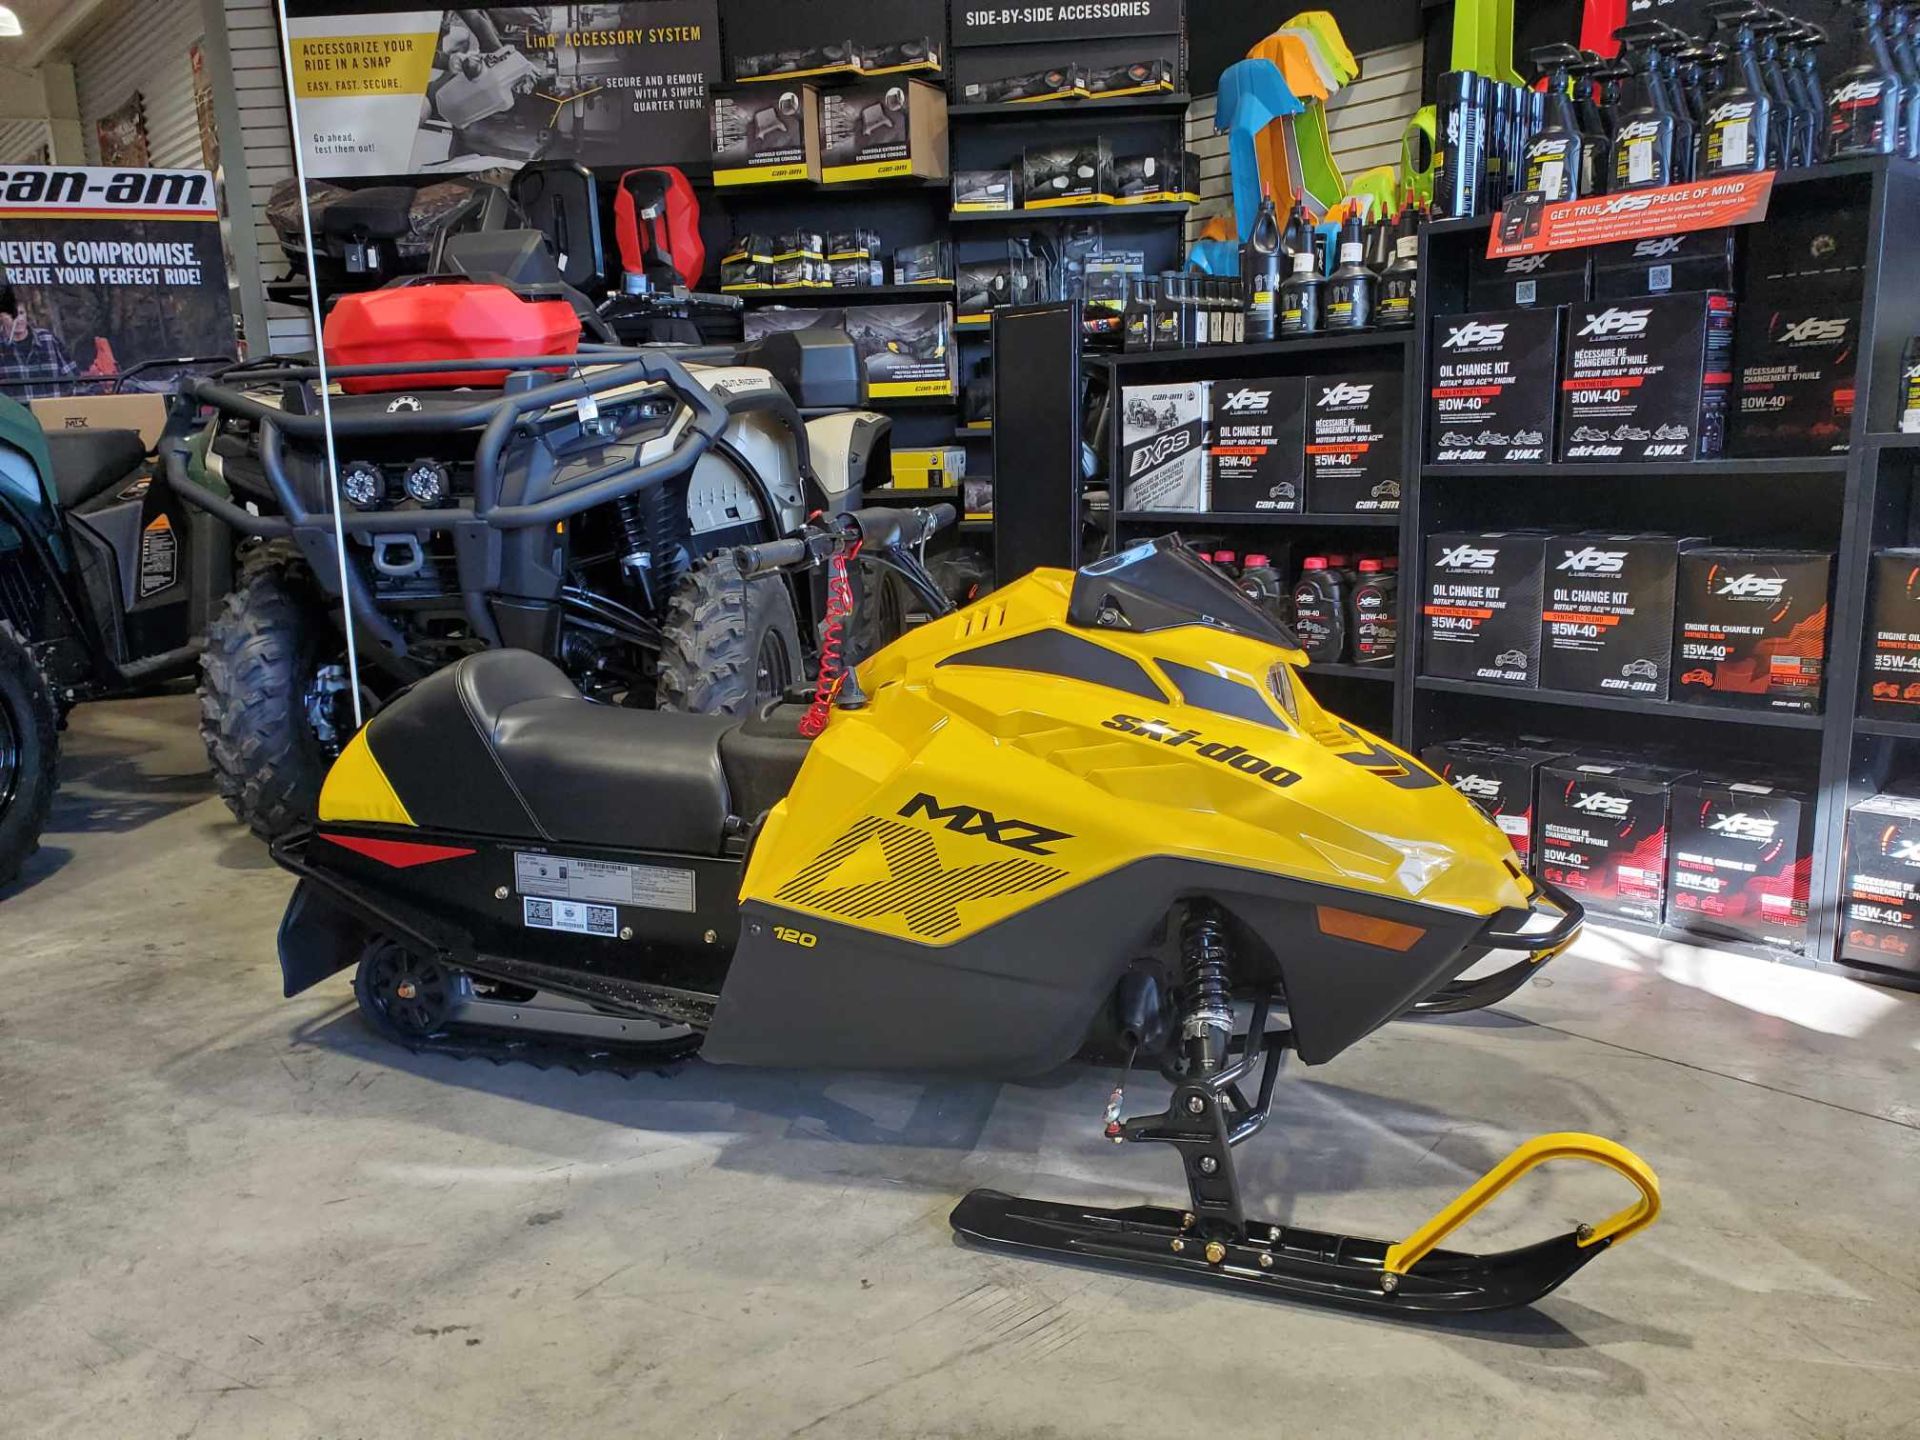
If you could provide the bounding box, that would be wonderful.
[1842,794,1920,974]
[1305,372,1403,514]
[1536,758,1687,923]
[1121,381,1209,512]
[1672,548,1832,712]
[1728,304,1859,457]
[1422,739,1570,868]
[1428,309,1560,465]
[711,86,823,185]
[1540,533,1695,699]
[1209,378,1305,513]
[1466,247,1590,309]
[1558,293,1735,462]
[1422,532,1548,686]
[1665,776,1813,952]
[1865,549,1920,716]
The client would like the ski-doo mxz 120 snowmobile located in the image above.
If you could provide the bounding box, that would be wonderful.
[272,518,1660,1316]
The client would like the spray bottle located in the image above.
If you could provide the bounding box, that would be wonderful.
[1789,22,1829,165]
[1830,0,1905,157]
[1650,27,1700,181]
[1568,49,1615,190]
[1610,25,1679,191]
[1524,45,1590,200]
[1701,4,1776,176]
[1880,2,1920,157]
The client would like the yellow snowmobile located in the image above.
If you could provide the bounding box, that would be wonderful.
[273,509,1659,1316]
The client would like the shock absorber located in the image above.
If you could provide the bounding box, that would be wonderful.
[615,492,655,599]
[1179,903,1234,1078]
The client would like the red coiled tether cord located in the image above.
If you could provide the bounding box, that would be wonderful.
[798,536,861,738]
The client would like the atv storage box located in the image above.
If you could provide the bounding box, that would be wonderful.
[1537,757,1688,924]
[1121,381,1209,512]
[1023,140,1114,208]
[322,283,580,394]
[1728,302,1859,457]
[1305,372,1403,515]
[1558,293,1734,463]
[821,79,949,184]
[1422,739,1571,869]
[744,302,956,399]
[1422,531,1548,687]
[1842,793,1920,975]
[1665,775,1813,952]
[1209,378,1306,514]
[1592,229,1738,299]
[1672,548,1832,713]
[1540,533,1697,700]
[1864,548,1920,718]
[1466,247,1590,309]
[711,86,823,185]
[1428,309,1561,466]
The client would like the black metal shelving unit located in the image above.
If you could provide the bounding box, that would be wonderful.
[1410,157,1920,980]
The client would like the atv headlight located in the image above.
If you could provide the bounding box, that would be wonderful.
[339,460,384,510]
[1266,662,1300,722]
[402,459,450,507]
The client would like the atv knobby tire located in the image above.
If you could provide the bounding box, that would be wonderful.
[200,554,341,841]
[0,620,58,888]
[656,552,803,715]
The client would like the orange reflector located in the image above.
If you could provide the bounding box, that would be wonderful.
[1315,906,1425,952]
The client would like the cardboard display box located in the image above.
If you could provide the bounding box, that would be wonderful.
[1466,247,1590,310]
[1540,533,1696,699]
[1428,308,1560,465]
[745,302,956,399]
[1209,377,1305,514]
[712,86,822,185]
[1422,531,1548,687]
[1305,371,1403,515]
[1023,140,1113,208]
[1536,757,1688,924]
[1728,300,1859,457]
[1672,548,1831,713]
[1120,381,1209,512]
[1842,794,1920,974]
[1559,293,1735,463]
[821,78,948,184]
[1592,229,1737,299]
[29,393,167,450]
[1665,775,1813,952]
[1422,738,1571,868]
[1864,548,1920,717]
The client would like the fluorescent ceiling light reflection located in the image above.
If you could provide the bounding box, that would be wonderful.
[0,9,23,39]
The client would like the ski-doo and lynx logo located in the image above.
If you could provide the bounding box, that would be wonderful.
[1101,715,1302,788]
[897,793,1071,856]
[1708,812,1779,844]
[1778,317,1850,344]
[1634,237,1685,259]
[1570,791,1632,818]
[1451,773,1502,800]
[1557,547,1628,574]
[1438,544,1498,571]
[1129,429,1192,475]
[1716,573,1787,599]
[1443,320,1509,348]
[1319,382,1373,408]
[1579,308,1653,339]
[1219,387,1273,413]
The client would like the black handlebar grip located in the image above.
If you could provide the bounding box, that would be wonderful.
[923,503,958,536]
[734,537,809,577]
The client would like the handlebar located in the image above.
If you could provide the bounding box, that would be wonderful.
[734,503,956,578]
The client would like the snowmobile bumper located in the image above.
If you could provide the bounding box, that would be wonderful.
[1407,881,1584,1017]
[953,1130,1659,1316]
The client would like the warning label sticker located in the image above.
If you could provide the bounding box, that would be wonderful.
[522,896,621,937]
[514,852,695,913]
[138,513,178,598]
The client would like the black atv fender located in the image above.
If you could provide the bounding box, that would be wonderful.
[279,879,367,997]
[274,832,475,996]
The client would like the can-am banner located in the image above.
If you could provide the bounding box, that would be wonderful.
[0,166,236,399]
[286,3,720,177]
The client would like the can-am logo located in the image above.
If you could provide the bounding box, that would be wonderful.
[1452,773,1501,799]
[1579,308,1653,338]
[1778,317,1850,343]
[1716,573,1787,599]
[1219,387,1273,413]
[1633,237,1684,259]
[1319,382,1373,407]
[1443,321,1509,348]
[1504,255,1549,274]
[1129,429,1192,475]
[1708,812,1779,843]
[1557,547,1628,574]
[1571,791,1632,818]
[1438,544,1498,570]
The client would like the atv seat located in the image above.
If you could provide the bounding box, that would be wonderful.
[45,428,145,510]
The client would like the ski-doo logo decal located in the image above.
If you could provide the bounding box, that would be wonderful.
[1557,547,1628,574]
[1716,573,1787,599]
[1101,715,1301,787]
[1451,773,1502,799]
[1219,387,1272,413]
[1319,382,1373,408]
[1438,544,1498,570]
[1778,317,1850,344]
[1443,321,1508,348]
[897,793,1071,856]
[1708,812,1779,843]
[1570,791,1632,818]
[1579,308,1652,338]
[1130,430,1192,475]
[775,816,1066,939]
[1634,237,1684,259]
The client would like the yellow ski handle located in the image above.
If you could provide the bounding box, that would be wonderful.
[1384,1132,1661,1276]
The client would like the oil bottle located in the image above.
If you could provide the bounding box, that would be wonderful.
[1323,216,1376,333]
[1291,557,1347,663]
[1243,191,1282,343]
[1830,0,1905,157]
[1377,205,1420,330]
[1153,270,1182,349]
[1122,274,1158,352]
[1524,45,1589,200]
[1434,70,1488,218]
[1351,559,1399,666]
[1278,248,1324,338]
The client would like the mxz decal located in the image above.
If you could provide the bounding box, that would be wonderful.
[1102,715,1302,787]
[898,793,1072,856]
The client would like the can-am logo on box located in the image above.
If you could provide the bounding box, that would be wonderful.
[1318,382,1374,408]
[1557,546,1629,574]
[1219,387,1273,414]
[1443,320,1510,349]
[1571,791,1632,817]
[1716,572,1787,599]
[1438,544,1498,570]
[1578,307,1653,338]
[1708,812,1780,843]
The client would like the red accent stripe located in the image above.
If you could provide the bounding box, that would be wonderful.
[320,833,476,869]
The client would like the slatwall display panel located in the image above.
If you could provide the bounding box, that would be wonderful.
[74,0,209,170]
[1185,40,1422,244]
[226,0,313,351]
[0,120,51,164]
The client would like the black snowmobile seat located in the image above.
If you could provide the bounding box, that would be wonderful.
[717,702,814,821]
[45,428,145,510]
[364,650,737,854]
[322,186,418,241]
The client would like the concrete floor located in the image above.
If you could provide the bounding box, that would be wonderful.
[3,694,1918,1440]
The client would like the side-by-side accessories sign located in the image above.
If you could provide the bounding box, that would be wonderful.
[954,1,1180,46]
[1488,173,1775,260]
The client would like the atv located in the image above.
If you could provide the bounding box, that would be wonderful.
[0,380,234,883]
[170,232,898,840]
[273,518,1660,1316]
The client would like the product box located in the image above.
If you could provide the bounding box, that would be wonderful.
[891,447,966,489]
[821,79,948,183]
[1086,58,1176,96]
[955,263,1010,323]
[732,42,857,83]
[961,65,1085,105]
[1841,794,1920,974]
[1865,549,1920,716]
[1466,247,1590,309]
[1304,372,1404,514]
[1121,381,1209,512]
[1558,293,1735,462]
[720,234,775,291]
[953,169,1018,212]
[1536,758,1686,923]
[1421,531,1549,686]
[1728,301,1859,457]
[854,37,943,77]
[745,302,957,399]
[1745,199,1870,297]
[1428,308,1561,465]
[29,393,167,450]
[1540,533,1696,699]
[1665,775,1813,952]
[892,239,952,287]
[1592,228,1738,299]
[1111,149,1199,204]
[711,86,822,185]
[1023,139,1113,208]
[1209,378,1306,514]
[1672,548,1831,713]
[1084,251,1146,311]
[1421,739,1570,868]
